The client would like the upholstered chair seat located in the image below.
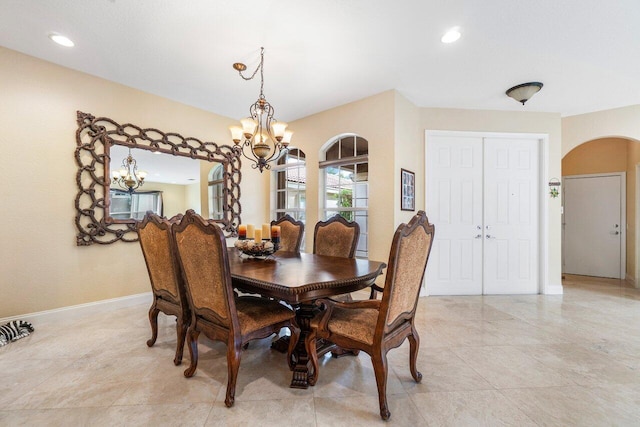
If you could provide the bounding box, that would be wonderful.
[235,296,297,335]
[311,304,378,345]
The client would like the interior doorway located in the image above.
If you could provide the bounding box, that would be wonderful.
[561,137,639,285]
[562,173,625,279]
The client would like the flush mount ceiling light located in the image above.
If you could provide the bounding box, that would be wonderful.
[441,27,461,43]
[506,82,543,105]
[48,33,74,47]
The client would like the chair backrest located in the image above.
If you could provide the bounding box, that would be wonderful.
[378,211,434,332]
[271,214,304,253]
[172,210,238,331]
[313,214,360,258]
[137,212,183,304]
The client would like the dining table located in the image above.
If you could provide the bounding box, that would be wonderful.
[228,248,387,389]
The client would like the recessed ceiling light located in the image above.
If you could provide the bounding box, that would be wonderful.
[48,33,75,47]
[441,27,461,44]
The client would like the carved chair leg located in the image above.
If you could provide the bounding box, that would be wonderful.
[372,350,391,420]
[146,306,159,347]
[408,325,422,383]
[225,341,243,407]
[174,315,188,366]
[304,329,319,386]
[183,326,200,378]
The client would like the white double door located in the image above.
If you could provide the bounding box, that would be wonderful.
[425,133,540,295]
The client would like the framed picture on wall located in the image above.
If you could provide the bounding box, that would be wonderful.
[401,168,415,211]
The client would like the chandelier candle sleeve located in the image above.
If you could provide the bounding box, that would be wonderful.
[246,224,255,239]
[254,229,262,243]
[238,224,247,240]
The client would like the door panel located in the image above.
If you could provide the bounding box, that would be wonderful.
[483,138,539,294]
[426,135,483,295]
[563,174,622,278]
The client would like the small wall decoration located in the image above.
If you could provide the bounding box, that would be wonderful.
[549,178,561,198]
[401,168,415,211]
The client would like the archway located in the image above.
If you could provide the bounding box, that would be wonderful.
[562,136,640,285]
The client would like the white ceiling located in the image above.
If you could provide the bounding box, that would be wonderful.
[1,0,639,123]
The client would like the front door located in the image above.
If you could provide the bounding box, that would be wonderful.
[563,174,624,279]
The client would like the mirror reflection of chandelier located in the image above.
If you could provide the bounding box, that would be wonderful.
[111,147,147,193]
[229,47,293,173]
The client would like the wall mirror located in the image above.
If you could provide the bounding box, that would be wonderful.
[75,111,241,245]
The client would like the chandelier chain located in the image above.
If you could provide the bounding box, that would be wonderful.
[237,47,265,99]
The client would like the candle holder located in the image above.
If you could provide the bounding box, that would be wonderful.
[234,239,279,258]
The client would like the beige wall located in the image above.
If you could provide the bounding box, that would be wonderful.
[562,105,640,156]
[419,108,564,293]
[142,182,188,218]
[627,142,640,280]
[0,46,257,318]
[394,92,423,225]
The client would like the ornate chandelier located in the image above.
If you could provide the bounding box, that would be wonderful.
[111,147,147,193]
[229,47,293,172]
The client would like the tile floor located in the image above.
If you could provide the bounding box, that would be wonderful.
[2,275,640,426]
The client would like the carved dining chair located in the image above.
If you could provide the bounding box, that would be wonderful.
[271,214,304,253]
[137,211,190,366]
[172,210,300,408]
[313,214,360,258]
[313,214,361,302]
[305,211,435,420]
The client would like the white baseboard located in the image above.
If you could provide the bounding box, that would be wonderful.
[543,283,564,295]
[0,292,152,324]
[625,273,637,287]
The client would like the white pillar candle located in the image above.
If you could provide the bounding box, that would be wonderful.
[254,229,262,243]
[246,224,255,239]
[262,223,270,240]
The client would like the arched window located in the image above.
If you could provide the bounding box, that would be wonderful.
[320,135,368,257]
[272,148,306,222]
[208,163,224,220]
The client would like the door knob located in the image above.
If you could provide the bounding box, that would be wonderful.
[610,231,620,235]
[474,234,482,239]
[486,234,495,239]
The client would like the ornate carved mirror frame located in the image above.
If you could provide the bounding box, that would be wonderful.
[75,111,241,245]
